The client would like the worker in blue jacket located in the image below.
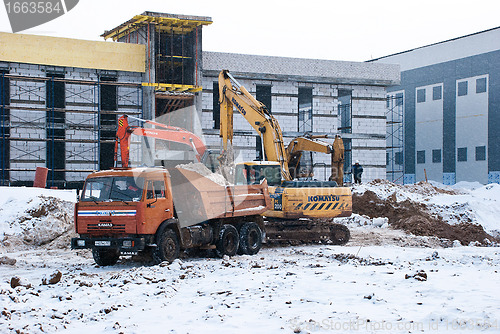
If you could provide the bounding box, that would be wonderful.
[352,160,363,184]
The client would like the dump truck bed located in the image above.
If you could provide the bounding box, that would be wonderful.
[168,167,271,227]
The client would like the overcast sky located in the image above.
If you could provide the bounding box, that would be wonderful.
[1,0,499,62]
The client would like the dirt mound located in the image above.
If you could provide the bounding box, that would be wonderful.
[353,190,497,246]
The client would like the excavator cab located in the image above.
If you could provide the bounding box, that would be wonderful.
[235,161,281,186]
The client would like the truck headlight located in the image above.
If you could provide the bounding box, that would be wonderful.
[77,240,85,247]
[122,240,133,248]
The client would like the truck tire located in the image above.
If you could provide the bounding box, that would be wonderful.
[92,248,119,266]
[153,228,180,264]
[239,222,263,255]
[216,224,239,257]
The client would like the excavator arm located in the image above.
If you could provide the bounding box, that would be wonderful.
[286,134,344,185]
[114,115,207,168]
[218,70,292,180]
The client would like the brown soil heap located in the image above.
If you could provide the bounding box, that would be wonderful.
[352,188,497,245]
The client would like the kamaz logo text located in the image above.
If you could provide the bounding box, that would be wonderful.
[232,97,246,115]
[308,195,340,202]
[98,223,113,227]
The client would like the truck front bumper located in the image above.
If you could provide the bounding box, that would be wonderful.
[71,237,146,253]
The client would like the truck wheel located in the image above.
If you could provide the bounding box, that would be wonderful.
[153,228,180,264]
[239,222,263,255]
[216,224,239,257]
[92,248,119,266]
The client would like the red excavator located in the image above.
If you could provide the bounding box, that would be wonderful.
[114,115,209,168]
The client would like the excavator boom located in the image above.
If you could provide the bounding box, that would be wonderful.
[219,70,292,181]
[114,115,207,168]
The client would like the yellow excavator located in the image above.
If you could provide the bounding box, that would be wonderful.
[218,70,351,244]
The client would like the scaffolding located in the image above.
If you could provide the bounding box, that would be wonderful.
[386,94,404,183]
[0,73,142,188]
[0,71,8,186]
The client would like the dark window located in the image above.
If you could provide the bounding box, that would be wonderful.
[432,149,441,163]
[0,71,9,108]
[457,147,467,162]
[298,87,313,132]
[343,139,352,179]
[0,127,9,185]
[101,114,117,126]
[458,81,468,96]
[417,88,426,103]
[100,77,117,111]
[395,93,403,106]
[338,89,352,134]
[99,113,117,169]
[156,30,195,85]
[395,151,403,165]
[212,82,220,129]
[432,86,442,100]
[417,150,425,164]
[100,129,115,171]
[46,74,65,124]
[0,71,9,124]
[46,128,65,182]
[256,85,272,113]
[46,74,65,108]
[475,146,486,161]
[386,152,389,166]
[476,78,487,93]
[0,71,9,185]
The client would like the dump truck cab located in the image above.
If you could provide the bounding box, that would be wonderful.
[73,168,173,257]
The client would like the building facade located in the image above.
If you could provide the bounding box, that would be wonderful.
[373,27,500,185]
[0,32,145,188]
[200,52,399,182]
[0,11,400,188]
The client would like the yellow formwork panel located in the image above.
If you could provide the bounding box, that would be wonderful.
[142,82,202,92]
[102,13,213,41]
[0,32,145,73]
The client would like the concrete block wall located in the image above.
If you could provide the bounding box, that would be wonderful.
[201,72,389,182]
[350,85,387,182]
[3,61,143,186]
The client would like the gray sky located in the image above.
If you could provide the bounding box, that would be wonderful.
[1,0,499,62]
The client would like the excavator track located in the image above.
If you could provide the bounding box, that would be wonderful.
[263,219,350,246]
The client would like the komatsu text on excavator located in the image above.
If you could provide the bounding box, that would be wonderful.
[218,70,352,244]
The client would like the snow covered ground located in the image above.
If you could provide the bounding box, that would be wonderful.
[0,183,499,333]
[1,245,499,333]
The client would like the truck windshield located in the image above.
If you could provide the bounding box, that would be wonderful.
[81,177,145,202]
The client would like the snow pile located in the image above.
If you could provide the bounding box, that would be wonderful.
[427,183,500,237]
[353,179,459,203]
[0,187,76,251]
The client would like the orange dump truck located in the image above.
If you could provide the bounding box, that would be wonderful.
[71,167,271,266]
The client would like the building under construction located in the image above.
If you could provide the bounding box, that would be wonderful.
[0,11,399,188]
